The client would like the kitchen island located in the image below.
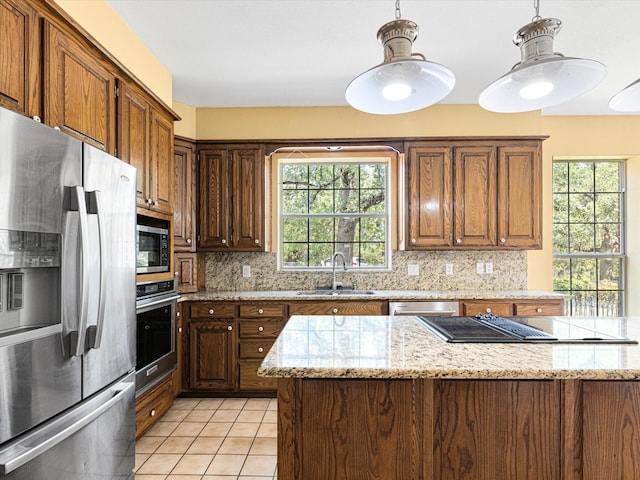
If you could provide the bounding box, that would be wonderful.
[259,315,640,480]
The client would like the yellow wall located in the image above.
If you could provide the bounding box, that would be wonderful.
[53,0,172,106]
[173,102,197,139]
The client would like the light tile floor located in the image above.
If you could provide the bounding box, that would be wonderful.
[135,397,278,480]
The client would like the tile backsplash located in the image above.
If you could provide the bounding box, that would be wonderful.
[204,250,527,292]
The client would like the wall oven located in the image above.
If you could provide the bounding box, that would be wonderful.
[135,279,179,392]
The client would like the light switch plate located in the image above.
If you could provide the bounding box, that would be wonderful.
[485,262,493,274]
[242,265,251,278]
[408,264,419,276]
[445,264,453,275]
[476,262,484,274]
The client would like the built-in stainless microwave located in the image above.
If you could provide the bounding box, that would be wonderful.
[136,224,169,274]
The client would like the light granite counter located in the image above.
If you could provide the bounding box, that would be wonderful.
[179,289,565,302]
[259,315,640,380]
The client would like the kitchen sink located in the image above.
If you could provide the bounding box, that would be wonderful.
[297,289,376,296]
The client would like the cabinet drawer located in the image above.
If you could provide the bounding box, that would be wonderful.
[239,362,277,391]
[239,304,287,318]
[514,301,564,316]
[135,375,173,438]
[190,303,236,318]
[239,338,276,359]
[289,301,387,316]
[238,319,283,339]
[461,301,512,317]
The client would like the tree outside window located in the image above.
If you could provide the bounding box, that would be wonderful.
[552,160,625,316]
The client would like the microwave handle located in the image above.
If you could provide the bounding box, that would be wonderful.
[86,190,106,350]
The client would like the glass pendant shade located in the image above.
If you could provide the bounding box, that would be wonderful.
[609,78,640,112]
[479,17,606,113]
[345,19,455,115]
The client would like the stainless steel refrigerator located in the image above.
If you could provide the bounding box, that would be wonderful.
[0,106,136,479]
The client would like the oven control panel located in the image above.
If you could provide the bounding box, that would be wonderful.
[136,279,176,300]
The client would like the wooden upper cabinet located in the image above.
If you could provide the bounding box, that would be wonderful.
[43,21,116,153]
[198,145,265,251]
[406,146,453,248]
[174,139,197,251]
[453,146,497,248]
[118,81,174,215]
[0,0,39,117]
[405,139,542,251]
[498,144,542,249]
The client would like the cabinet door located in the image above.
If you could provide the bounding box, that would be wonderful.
[198,148,230,250]
[174,139,197,251]
[44,21,116,152]
[188,319,237,391]
[174,253,198,293]
[498,144,542,249]
[149,107,174,215]
[406,146,453,248]
[453,146,497,247]
[230,147,265,250]
[0,0,39,116]
[117,82,150,208]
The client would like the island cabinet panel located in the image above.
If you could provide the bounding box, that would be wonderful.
[44,21,116,153]
[433,380,561,480]
[278,378,423,480]
[0,0,40,117]
[581,381,640,480]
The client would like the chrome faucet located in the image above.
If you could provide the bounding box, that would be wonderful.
[331,251,347,290]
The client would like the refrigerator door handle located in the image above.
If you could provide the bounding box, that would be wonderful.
[0,376,134,474]
[68,185,90,357]
[86,190,106,349]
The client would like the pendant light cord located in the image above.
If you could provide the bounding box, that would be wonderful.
[395,0,401,20]
[532,0,541,21]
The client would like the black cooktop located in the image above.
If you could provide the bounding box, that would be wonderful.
[417,314,638,344]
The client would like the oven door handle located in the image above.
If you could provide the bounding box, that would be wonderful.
[136,294,181,311]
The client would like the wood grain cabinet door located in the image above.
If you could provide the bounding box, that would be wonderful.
[44,21,116,153]
[453,146,497,247]
[229,147,265,250]
[198,148,230,250]
[406,146,454,248]
[149,107,174,215]
[0,0,39,117]
[174,139,197,251]
[188,319,237,391]
[497,144,542,249]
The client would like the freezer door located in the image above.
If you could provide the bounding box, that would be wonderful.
[81,144,136,397]
[0,373,135,480]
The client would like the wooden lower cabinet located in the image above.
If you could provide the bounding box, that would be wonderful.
[460,298,564,317]
[135,373,174,439]
[188,318,237,391]
[278,377,640,480]
[289,300,388,316]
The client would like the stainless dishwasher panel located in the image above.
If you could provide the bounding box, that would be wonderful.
[389,301,460,316]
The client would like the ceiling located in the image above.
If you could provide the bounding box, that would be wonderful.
[107,0,640,116]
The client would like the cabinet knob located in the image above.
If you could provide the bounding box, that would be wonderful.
[177,311,181,317]
[53,126,61,131]
[221,239,227,244]
[258,309,264,314]
[258,347,264,353]
[178,327,182,333]
[174,271,179,276]
[255,239,260,244]
[208,309,215,314]
[500,238,506,243]
[258,326,264,332]
[486,308,492,313]
[32,115,42,123]
[227,325,233,331]
[146,198,153,205]
[456,238,462,244]
[150,409,156,417]
[411,238,416,244]
[153,200,158,207]
[536,308,543,313]
[332,308,338,314]
[187,239,192,244]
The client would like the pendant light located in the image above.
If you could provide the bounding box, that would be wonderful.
[609,79,640,112]
[345,0,455,115]
[479,0,606,113]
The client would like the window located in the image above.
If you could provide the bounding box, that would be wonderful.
[552,160,626,316]
[276,150,392,270]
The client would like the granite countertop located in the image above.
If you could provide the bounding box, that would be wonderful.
[180,289,566,302]
[258,315,640,381]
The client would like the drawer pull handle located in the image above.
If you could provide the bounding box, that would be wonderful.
[150,409,156,417]
[486,308,492,313]
[332,308,338,314]
[258,309,264,314]
[536,308,543,313]
[258,326,264,332]
[228,325,233,331]
[258,347,264,353]
[209,309,215,314]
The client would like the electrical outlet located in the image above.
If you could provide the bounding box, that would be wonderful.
[485,262,493,274]
[242,265,251,278]
[476,262,484,274]
[408,264,419,276]
[445,264,454,275]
